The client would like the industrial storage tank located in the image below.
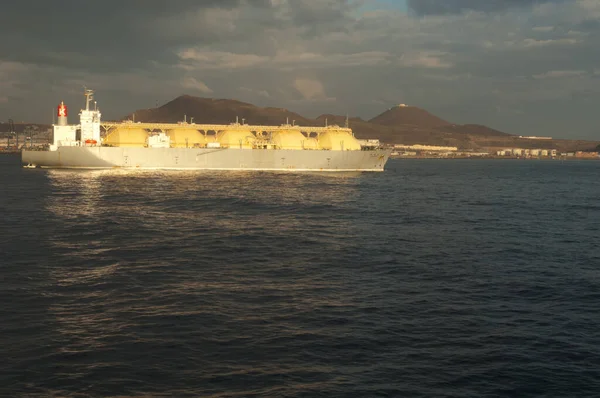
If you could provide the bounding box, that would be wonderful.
[216,129,255,149]
[318,129,361,151]
[103,128,148,147]
[303,137,319,150]
[166,129,208,148]
[271,129,311,150]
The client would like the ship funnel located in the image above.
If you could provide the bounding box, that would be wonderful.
[57,101,68,126]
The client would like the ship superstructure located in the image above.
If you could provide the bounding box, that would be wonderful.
[22,89,391,171]
[51,89,102,150]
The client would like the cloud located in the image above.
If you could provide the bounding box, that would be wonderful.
[0,61,37,102]
[399,52,453,69]
[240,87,271,98]
[566,30,589,36]
[178,50,265,70]
[522,38,580,47]
[1,0,600,139]
[533,70,586,79]
[293,78,335,101]
[407,0,565,15]
[177,49,392,70]
[181,77,213,94]
[532,25,555,32]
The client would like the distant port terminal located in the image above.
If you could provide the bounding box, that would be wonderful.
[388,144,599,160]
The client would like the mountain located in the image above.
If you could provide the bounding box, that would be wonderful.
[120,94,599,151]
[435,124,510,137]
[369,105,450,128]
[126,95,317,127]
[316,113,391,140]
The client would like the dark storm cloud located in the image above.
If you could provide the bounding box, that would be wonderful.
[407,0,564,15]
[0,0,273,71]
[283,0,354,28]
[1,0,599,140]
[0,0,265,22]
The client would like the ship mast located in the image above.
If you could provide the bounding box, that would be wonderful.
[84,88,94,111]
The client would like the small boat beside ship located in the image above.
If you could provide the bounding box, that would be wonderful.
[22,89,391,171]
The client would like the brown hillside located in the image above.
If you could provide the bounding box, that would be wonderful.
[318,114,478,149]
[119,94,600,152]
[126,95,318,127]
[369,105,450,128]
[316,114,387,139]
[436,124,510,137]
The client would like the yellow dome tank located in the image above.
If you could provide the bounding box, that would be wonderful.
[167,129,207,148]
[318,130,361,151]
[271,130,310,150]
[303,137,319,150]
[104,128,148,147]
[216,129,255,149]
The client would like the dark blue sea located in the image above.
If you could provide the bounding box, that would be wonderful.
[1,154,599,397]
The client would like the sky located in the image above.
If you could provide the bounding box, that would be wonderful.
[1,0,599,139]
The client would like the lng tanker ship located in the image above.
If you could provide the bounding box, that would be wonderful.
[22,89,391,171]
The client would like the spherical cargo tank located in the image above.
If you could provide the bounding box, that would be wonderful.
[303,137,319,150]
[216,129,255,149]
[166,129,209,148]
[103,128,149,147]
[271,129,312,150]
[318,130,361,151]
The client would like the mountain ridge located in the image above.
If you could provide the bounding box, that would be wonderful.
[121,94,597,152]
[369,105,451,129]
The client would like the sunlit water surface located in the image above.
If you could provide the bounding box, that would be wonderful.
[1,155,599,397]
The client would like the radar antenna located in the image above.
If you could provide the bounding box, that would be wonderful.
[84,88,94,111]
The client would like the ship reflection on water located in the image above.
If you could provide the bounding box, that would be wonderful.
[44,168,365,225]
[43,168,366,374]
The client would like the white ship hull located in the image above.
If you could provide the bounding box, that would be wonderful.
[22,146,392,172]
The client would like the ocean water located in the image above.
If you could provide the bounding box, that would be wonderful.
[1,154,599,397]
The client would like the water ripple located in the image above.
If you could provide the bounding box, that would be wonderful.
[1,157,600,397]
